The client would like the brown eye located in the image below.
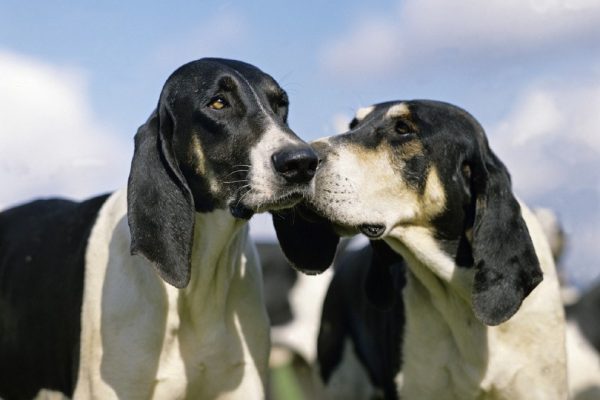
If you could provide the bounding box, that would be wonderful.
[208,96,228,110]
[395,120,413,135]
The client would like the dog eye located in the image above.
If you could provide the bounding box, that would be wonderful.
[270,95,289,113]
[277,96,289,109]
[208,97,229,110]
[395,120,413,135]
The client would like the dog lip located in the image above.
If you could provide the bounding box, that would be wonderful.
[359,224,386,238]
[270,190,305,208]
[240,190,305,214]
[229,204,254,220]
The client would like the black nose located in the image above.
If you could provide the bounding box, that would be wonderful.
[271,145,319,184]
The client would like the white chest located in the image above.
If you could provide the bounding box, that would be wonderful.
[74,190,269,400]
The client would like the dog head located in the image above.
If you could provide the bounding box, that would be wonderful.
[274,100,542,325]
[128,58,317,288]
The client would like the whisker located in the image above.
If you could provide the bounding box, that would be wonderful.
[222,179,249,184]
[236,187,252,207]
[233,184,251,195]
[225,169,250,178]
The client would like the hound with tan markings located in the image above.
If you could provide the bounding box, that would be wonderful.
[273,100,568,399]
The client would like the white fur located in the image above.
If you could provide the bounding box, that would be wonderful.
[246,123,300,211]
[387,204,567,399]
[74,189,269,399]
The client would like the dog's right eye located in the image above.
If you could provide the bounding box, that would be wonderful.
[395,120,413,135]
[208,97,229,110]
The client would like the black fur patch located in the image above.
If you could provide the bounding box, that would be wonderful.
[317,241,405,399]
[0,194,109,399]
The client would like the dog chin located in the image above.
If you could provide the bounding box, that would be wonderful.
[305,200,386,238]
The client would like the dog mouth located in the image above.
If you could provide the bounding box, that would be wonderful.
[263,190,305,211]
[332,222,386,238]
[358,224,386,238]
[298,201,387,239]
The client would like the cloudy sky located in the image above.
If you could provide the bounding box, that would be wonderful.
[1,0,599,288]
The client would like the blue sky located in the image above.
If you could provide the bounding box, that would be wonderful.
[1,0,599,288]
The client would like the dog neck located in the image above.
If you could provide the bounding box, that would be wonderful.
[181,209,249,308]
[385,226,488,398]
[386,225,474,301]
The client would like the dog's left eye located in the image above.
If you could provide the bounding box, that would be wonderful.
[270,96,289,113]
[208,97,229,110]
[395,120,413,135]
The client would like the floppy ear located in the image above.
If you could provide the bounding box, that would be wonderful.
[365,240,403,310]
[272,205,340,274]
[470,151,543,326]
[127,108,195,289]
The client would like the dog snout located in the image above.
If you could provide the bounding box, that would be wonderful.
[271,145,319,184]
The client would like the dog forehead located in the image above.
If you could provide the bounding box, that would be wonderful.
[210,59,283,92]
[166,58,279,93]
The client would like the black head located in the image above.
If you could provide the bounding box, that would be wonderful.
[274,100,543,325]
[127,58,317,288]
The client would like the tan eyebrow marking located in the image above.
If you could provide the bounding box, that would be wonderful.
[355,106,375,121]
[385,103,410,119]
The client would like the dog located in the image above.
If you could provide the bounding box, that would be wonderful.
[272,100,568,399]
[0,58,318,400]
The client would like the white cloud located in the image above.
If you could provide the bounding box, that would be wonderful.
[488,81,600,286]
[0,50,131,209]
[331,113,353,134]
[153,11,249,67]
[490,82,600,198]
[321,18,402,77]
[320,0,600,77]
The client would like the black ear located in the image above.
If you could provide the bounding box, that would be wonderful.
[127,108,195,288]
[470,151,543,326]
[271,205,340,274]
[365,240,403,310]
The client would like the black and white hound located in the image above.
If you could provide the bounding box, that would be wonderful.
[0,58,318,399]
[273,100,568,399]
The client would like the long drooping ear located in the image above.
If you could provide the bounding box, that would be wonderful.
[272,204,340,274]
[127,108,195,288]
[470,150,543,326]
[365,240,405,310]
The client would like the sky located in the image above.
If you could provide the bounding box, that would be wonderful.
[1,0,599,288]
